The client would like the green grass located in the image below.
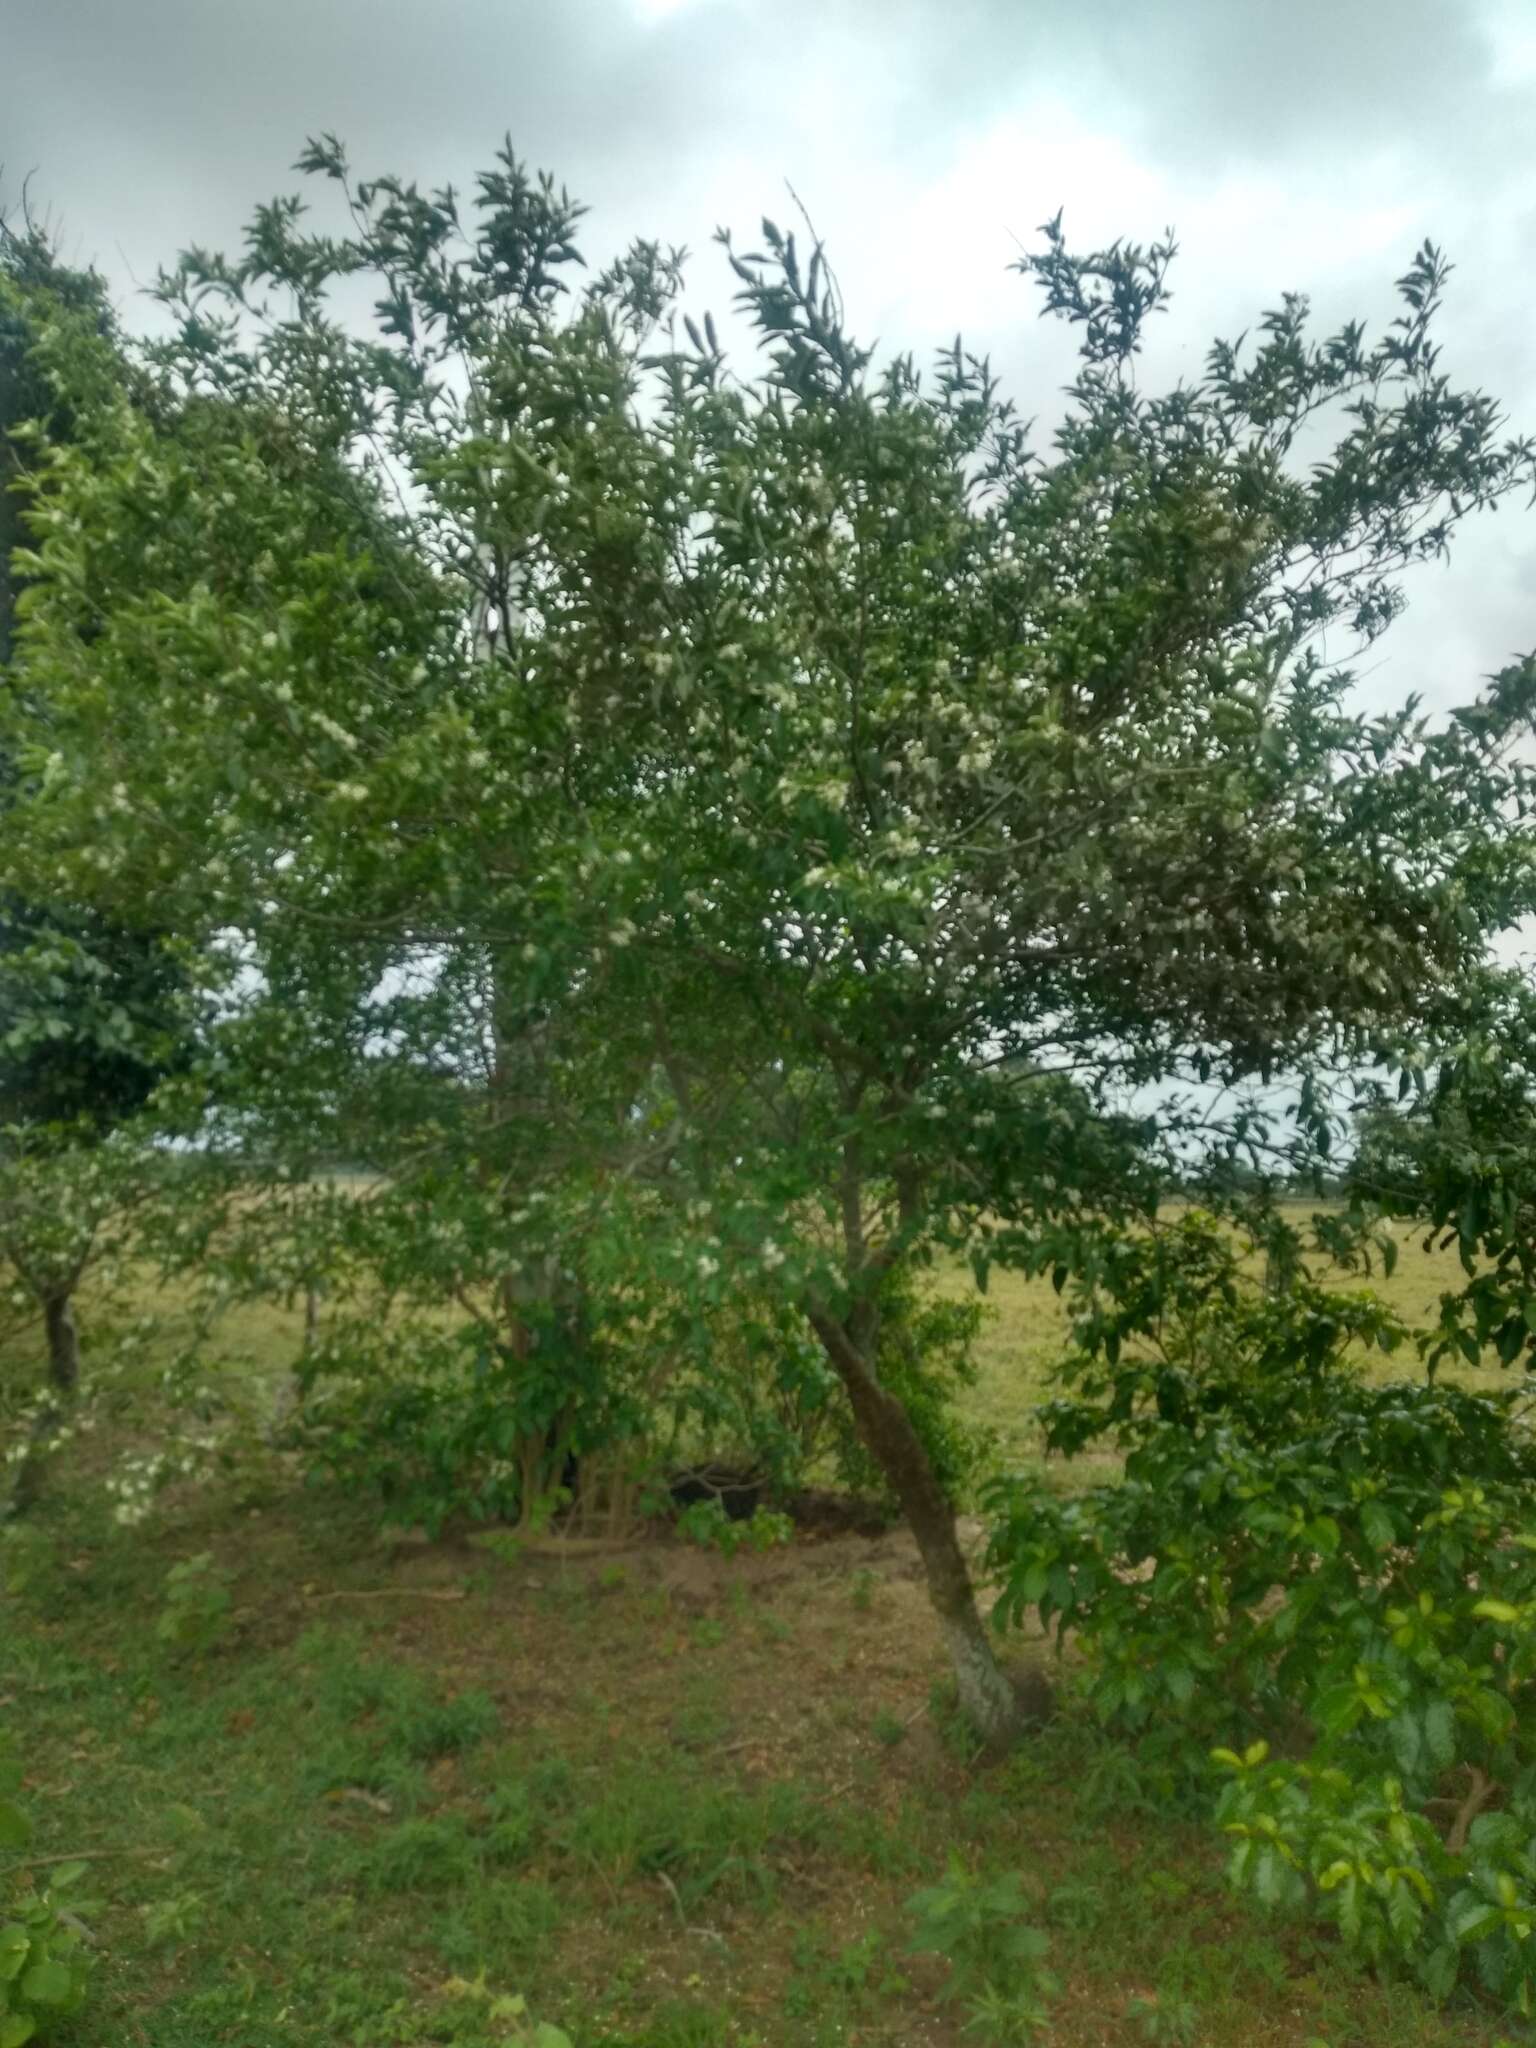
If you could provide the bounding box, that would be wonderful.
[1,1448,1519,2048]
[1,1207,1513,2045]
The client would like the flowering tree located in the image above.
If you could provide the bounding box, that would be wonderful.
[3,142,1534,1738]
[0,218,201,1428]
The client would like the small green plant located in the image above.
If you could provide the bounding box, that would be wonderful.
[155,1551,233,1655]
[0,1528,55,1601]
[675,1498,794,1558]
[987,1214,1536,2018]
[1045,1877,1107,1934]
[849,1567,879,1613]
[1125,1990,1201,2044]
[469,1528,528,1569]
[141,1888,205,1950]
[0,1746,93,2044]
[871,1711,908,1748]
[906,1855,1056,2042]
[0,1863,94,2043]
[926,1677,979,1763]
[434,1975,573,2046]
[784,1925,909,2020]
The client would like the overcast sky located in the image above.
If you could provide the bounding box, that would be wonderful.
[4,0,1535,717]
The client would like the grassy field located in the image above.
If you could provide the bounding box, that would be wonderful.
[943,1212,1472,1468]
[1,1214,1512,2048]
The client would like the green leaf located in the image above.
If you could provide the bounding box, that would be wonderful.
[0,2013,36,2047]
[1473,1598,1522,1625]
[1417,1940,1459,1999]
[1387,1712,1421,1778]
[1447,1895,1504,1945]
[0,1802,31,1851]
[1422,1699,1457,1770]
[18,1956,73,2005]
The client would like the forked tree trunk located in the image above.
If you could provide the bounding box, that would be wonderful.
[810,1309,1019,1751]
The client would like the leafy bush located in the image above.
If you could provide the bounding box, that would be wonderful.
[288,1318,615,1536]
[433,1978,573,2048]
[986,1213,1536,2013]
[288,1242,994,1546]
[0,1744,93,2043]
[905,1854,1056,2042]
[674,1498,793,1557]
[0,1863,93,2043]
[155,1551,233,1655]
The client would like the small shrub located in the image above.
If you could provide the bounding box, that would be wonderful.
[849,1567,880,1612]
[0,1861,94,2042]
[675,1498,793,1557]
[469,1528,529,1569]
[155,1552,233,1656]
[433,1978,573,2047]
[1125,1991,1201,2044]
[0,1750,93,2042]
[141,1888,206,1950]
[986,1215,1536,2018]
[905,1855,1056,2042]
[0,1527,56,1600]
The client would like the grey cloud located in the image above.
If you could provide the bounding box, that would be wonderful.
[2,0,1531,718]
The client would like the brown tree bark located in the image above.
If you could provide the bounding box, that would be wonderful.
[42,1290,80,1397]
[6,1290,81,1517]
[809,1307,1020,1750]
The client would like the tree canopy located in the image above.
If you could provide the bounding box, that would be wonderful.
[2,140,1533,1734]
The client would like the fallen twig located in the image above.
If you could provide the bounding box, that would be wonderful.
[6,1846,158,1871]
[304,1588,467,1602]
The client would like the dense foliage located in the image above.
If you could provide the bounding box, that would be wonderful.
[988,1214,1536,2009]
[0,215,203,1472]
[1,138,1534,1749]
[0,1739,93,2041]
